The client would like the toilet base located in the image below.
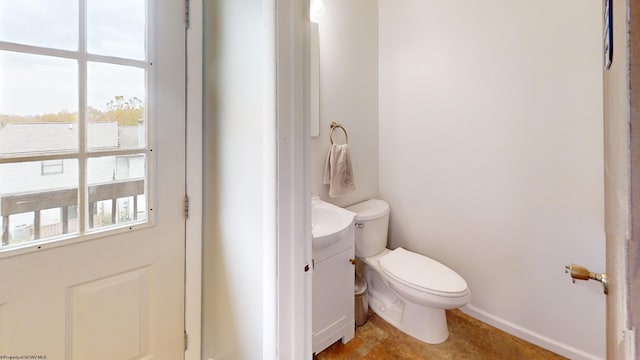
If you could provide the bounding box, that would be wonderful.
[403,300,449,343]
[369,294,449,344]
[361,249,468,345]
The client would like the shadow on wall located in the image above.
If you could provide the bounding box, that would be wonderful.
[202,0,265,358]
[309,0,379,208]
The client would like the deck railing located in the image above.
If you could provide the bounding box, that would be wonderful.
[1,179,144,246]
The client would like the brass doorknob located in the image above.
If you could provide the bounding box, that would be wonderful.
[350,258,356,265]
[565,264,608,295]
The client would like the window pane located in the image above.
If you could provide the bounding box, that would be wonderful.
[0,0,78,50]
[87,62,146,151]
[87,155,146,230]
[0,159,79,247]
[87,0,146,60]
[0,51,78,157]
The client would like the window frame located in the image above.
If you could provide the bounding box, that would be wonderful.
[0,0,155,252]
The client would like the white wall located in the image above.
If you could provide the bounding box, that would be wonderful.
[378,1,605,359]
[202,1,270,358]
[310,0,378,207]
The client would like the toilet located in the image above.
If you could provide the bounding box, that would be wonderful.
[346,199,471,344]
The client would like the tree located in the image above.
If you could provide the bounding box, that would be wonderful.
[93,96,145,126]
[0,96,144,127]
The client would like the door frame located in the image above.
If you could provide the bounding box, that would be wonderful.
[628,3,640,357]
[185,0,203,358]
[630,6,640,358]
[273,0,313,359]
[604,0,638,358]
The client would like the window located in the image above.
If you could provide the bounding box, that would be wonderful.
[0,0,150,248]
[41,160,65,175]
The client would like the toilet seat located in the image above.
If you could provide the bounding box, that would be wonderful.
[379,247,468,297]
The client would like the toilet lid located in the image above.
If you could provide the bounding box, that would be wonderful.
[379,247,468,294]
[346,199,390,221]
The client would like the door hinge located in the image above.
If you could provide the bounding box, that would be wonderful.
[183,195,190,219]
[185,0,190,30]
[184,331,189,351]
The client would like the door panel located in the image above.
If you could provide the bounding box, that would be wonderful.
[67,267,151,360]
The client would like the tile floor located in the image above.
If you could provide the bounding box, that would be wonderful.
[316,310,567,360]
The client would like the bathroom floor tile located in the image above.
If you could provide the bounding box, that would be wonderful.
[315,310,568,360]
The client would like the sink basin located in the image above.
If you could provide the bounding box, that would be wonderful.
[312,198,356,249]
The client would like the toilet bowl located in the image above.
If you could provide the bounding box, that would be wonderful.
[346,199,471,344]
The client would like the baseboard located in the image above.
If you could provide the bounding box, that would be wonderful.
[461,304,603,360]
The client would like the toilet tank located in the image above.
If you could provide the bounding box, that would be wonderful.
[346,199,390,258]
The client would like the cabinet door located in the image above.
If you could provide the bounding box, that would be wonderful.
[312,247,354,350]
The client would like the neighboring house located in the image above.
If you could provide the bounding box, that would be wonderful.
[0,122,146,244]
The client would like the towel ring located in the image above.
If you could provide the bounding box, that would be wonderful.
[329,122,349,145]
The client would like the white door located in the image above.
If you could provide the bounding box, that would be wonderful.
[0,1,186,359]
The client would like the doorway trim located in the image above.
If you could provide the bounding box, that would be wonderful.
[626,0,639,356]
[604,0,637,358]
[185,0,203,358]
[274,0,313,359]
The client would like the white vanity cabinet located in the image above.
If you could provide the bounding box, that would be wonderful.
[312,225,355,354]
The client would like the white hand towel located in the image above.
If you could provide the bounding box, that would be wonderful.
[322,144,356,198]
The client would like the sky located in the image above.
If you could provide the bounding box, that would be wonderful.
[0,0,146,116]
